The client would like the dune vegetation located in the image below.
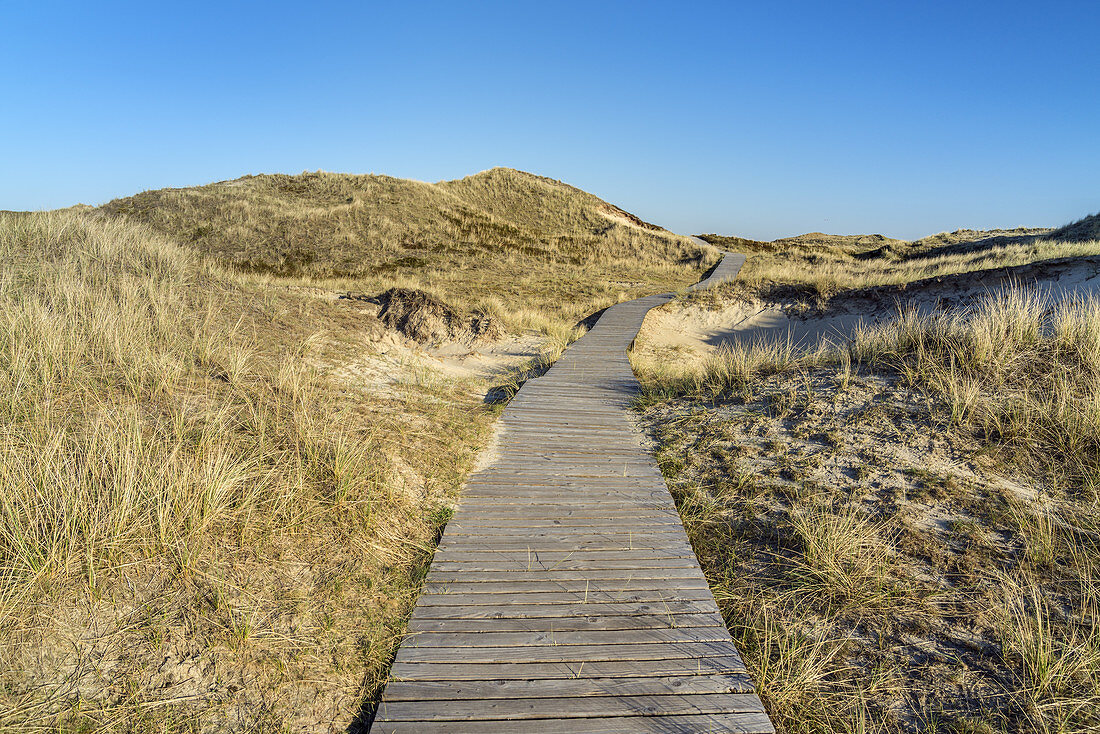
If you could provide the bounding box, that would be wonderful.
[0,209,509,731]
[0,169,720,732]
[697,226,1100,305]
[634,287,1100,732]
[1047,212,1100,243]
[103,167,718,335]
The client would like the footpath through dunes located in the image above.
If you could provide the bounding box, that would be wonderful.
[371,250,771,733]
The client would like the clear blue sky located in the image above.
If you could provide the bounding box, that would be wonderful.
[3,1,1098,240]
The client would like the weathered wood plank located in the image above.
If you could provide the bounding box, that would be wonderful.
[425,569,704,583]
[407,613,726,633]
[376,692,767,721]
[422,578,712,595]
[408,600,719,619]
[393,640,744,664]
[430,549,700,561]
[371,712,774,734]
[415,588,717,606]
[448,518,681,529]
[428,560,702,573]
[379,672,755,700]
[436,534,694,546]
[443,532,690,543]
[386,655,748,681]
[432,544,698,555]
[431,549,701,561]
[401,626,732,648]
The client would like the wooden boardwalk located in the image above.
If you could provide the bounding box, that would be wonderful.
[372,252,773,733]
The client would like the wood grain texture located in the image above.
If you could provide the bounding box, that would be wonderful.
[370,252,773,732]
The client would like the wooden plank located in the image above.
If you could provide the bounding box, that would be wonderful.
[461,482,668,492]
[448,517,681,527]
[452,502,669,511]
[457,490,668,501]
[415,589,717,606]
[425,569,703,583]
[379,672,755,700]
[401,627,732,648]
[457,490,666,499]
[428,564,701,575]
[456,500,671,509]
[436,533,693,546]
[409,600,719,619]
[422,579,712,595]
[434,544,697,555]
[463,472,666,482]
[454,501,676,510]
[375,693,767,721]
[440,529,691,540]
[458,482,663,492]
[393,640,744,664]
[407,613,726,633]
[439,535,691,545]
[431,549,701,561]
[446,523,685,532]
[447,520,682,529]
[431,543,697,554]
[428,560,702,573]
[458,493,669,502]
[387,655,748,681]
[371,712,775,733]
[430,549,700,560]
[489,443,646,452]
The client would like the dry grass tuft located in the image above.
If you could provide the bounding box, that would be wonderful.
[999,581,1100,732]
[787,505,894,612]
[634,337,803,404]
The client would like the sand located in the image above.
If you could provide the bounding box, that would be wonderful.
[637,256,1100,361]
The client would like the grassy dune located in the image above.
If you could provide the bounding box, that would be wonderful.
[0,210,497,731]
[1,169,715,732]
[103,167,718,333]
[698,226,1100,304]
[1047,212,1100,243]
[634,289,1100,731]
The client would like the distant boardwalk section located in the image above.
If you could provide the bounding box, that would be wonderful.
[372,251,773,733]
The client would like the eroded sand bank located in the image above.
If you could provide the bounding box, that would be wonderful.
[637,256,1100,360]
